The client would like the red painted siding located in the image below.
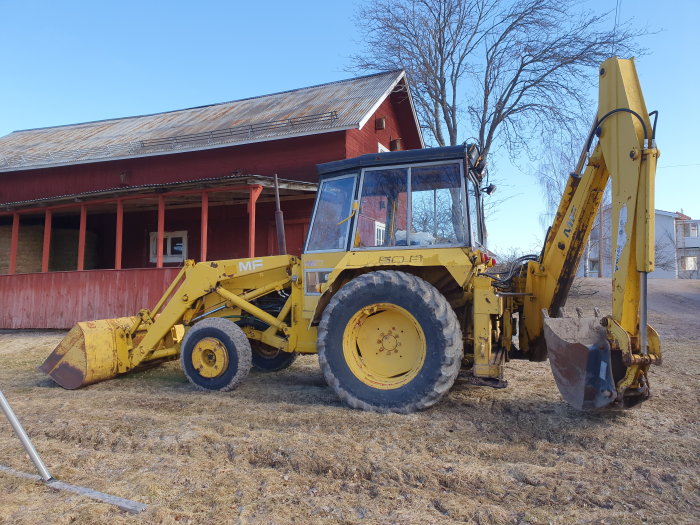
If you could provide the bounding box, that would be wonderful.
[81,197,315,269]
[0,132,347,204]
[345,93,422,158]
[0,268,181,329]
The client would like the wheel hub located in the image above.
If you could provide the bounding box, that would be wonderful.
[344,303,426,390]
[191,337,229,378]
[378,329,400,355]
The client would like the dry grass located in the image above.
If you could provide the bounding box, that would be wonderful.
[0,278,698,524]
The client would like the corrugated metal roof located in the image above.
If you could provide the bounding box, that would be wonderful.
[0,70,408,173]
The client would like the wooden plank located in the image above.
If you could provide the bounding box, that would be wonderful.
[247,185,263,258]
[115,200,123,270]
[9,213,19,275]
[77,205,86,271]
[157,195,165,268]
[41,210,52,273]
[200,192,208,262]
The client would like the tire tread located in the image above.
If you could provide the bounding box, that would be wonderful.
[318,270,463,413]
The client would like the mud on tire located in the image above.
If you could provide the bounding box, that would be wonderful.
[180,317,252,391]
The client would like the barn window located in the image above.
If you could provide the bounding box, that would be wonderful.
[149,230,188,263]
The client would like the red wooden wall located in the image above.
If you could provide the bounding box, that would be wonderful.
[345,92,422,158]
[84,197,314,269]
[0,268,180,329]
[0,132,347,204]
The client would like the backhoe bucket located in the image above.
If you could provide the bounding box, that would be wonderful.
[543,315,617,410]
[38,317,138,389]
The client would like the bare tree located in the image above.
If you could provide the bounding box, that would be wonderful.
[352,0,494,147]
[352,0,643,161]
[651,229,675,273]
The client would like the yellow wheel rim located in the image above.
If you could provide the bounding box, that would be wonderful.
[191,337,229,378]
[343,303,426,390]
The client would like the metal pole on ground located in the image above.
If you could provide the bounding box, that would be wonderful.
[0,390,53,481]
[0,389,147,514]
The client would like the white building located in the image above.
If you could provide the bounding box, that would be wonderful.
[578,208,679,279]
[676,218,700,279]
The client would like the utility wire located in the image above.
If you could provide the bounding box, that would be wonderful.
[612,0,621,56]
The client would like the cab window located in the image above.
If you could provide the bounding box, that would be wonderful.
[354,168,408,248]
[305,175,357,252]
[410,163,465,246]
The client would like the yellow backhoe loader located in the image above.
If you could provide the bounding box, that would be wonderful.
[40,57,661,412]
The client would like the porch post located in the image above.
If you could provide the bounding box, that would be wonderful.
[77,204,87,271]
[115,199,123,270]
[247,185,263,258]
[41,209,52,273]
[8,213,19,275]
[200,192,209,262]
[157,195,165,268]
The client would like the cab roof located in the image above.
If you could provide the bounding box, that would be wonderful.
[316,145,468,179]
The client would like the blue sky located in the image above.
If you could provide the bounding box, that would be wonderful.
[0,0,697,254]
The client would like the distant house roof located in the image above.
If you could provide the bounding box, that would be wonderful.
[0,70,422,173]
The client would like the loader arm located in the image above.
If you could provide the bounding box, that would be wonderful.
[40,256,295,389]
[518,57,660,408]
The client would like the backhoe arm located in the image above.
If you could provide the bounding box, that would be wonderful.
[517,57,660,408]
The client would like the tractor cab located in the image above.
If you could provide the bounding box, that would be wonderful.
[305,145,487,255]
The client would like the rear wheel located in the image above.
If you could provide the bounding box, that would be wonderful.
[180,318,252,391]
[318,271,463,413]
[237,318,298,371]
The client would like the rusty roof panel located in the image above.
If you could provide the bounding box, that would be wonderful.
[0,71,405,173]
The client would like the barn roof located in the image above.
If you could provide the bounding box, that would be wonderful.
[0,70,421,173]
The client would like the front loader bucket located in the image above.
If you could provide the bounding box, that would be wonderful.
[38,317,138,389]
[543,315,617,410]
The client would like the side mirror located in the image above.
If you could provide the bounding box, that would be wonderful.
[481,184,496,195]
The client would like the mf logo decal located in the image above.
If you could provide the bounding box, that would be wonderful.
[238,259,263,272]
[563,206,577,238]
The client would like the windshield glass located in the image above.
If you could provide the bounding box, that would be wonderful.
[410,163,465,246]
[306,175,357,252]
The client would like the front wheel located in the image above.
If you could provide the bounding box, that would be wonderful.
[317,271,463,413]
[180,317,252,391]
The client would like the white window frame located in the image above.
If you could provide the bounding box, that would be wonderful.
[149,230,188,263]
[684,223,699,238]
[374,221,386,246]
[378,142,390,153]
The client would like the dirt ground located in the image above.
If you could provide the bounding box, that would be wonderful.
[0,277,698,524]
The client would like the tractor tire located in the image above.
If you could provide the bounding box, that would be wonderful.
[317,270,463,413]
[237,318,298,372]
[180,317,252,391]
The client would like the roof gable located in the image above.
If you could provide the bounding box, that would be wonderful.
[0,70,419,172]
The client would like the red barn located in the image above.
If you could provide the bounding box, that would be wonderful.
[0,71,423,328]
